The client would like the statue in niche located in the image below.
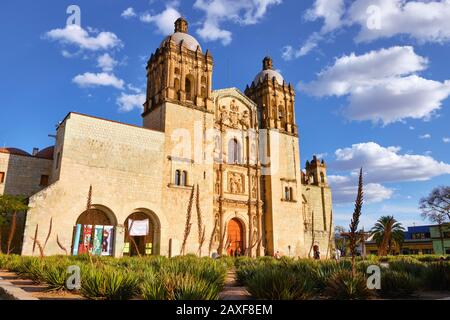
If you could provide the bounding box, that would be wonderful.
[215,170,220,194]
[251,176,257,198]
[228,172,244,194]
[220,105,228,123]
[241,110,250,129]
[230,99,238,112]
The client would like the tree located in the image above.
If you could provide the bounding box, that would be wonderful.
[420,186,450,220]
[420,186,450,255]
[334,226,347,255]
[349,168,364,276]
[371,216,405,256]
[0,195,29,254]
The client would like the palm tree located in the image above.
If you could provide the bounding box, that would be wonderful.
[371,216,405,256]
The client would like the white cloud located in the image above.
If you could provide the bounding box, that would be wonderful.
[419,134,431,139]
[45,25,122,51]
[302,46,450,124]
[116,92,146,112]
[305,0,345,33]
[72,72,124,89]
[286,0,450,58]
[328,175,393,204]
[332,142,450,183]
[409,126,415,130]
[347,0,450,44]
[194,0,282,45]
[327,141,450,203]
[443,137,450,143]
[140,6,181,35]
[121,7,137,19]
[97,53,118,72]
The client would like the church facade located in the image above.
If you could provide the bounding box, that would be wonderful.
[0,18,333,258]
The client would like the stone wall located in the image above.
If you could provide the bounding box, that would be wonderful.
[21,113,167,256]
[0,153,52,197]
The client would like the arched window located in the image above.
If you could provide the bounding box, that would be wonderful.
[182,171,188,186]
[174,78,180,91]
[320,172,325,183]
[175,170,181,186]
[228,139,241,164]
[185,77,192,101]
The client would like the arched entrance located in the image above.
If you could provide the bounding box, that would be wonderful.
[124,210,160,256]
[74,205,117,256]
[227,218,244,256]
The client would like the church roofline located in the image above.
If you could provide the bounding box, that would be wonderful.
[59,112,164,135]
[212,87,258,109]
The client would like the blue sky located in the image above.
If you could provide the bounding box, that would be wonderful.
[0,0,449,229]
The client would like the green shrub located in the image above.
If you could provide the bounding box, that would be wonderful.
[424,262,450,291]
[324,270,373,300]
[380,270,420,298]
[81,266,139,300]
[389,257,426,277]
[42,264,69,291]
[246,265,316,300]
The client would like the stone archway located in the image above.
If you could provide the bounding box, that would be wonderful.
[74,205,117,256]
[227,218,244,256]
[124,209,161,256]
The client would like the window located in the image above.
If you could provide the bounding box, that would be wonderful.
[320,172,325,183]
[284,187,290,201]
[228,139,241,164]
[0,171,4,184]
[55,152,61,169]
[181,171,188,186]
[185,78,192,101]
[40,175,49,187]
[175,170,181,186]
[290,187,294,201]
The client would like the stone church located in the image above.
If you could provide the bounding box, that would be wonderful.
[0,18,333,258]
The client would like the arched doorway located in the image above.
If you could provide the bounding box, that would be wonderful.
[74,206,117,256]
[227,218,244,256]
[124,211,160,256]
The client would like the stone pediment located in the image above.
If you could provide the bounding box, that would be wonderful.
[212,88,258,129]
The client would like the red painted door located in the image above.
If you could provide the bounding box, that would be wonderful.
[227,218,244,256]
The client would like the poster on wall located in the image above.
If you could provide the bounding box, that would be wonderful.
[92,226,104,256]
[129,219,149,236]
[102,226,114,256]
[79,225,93,254]
[72,224,82,256]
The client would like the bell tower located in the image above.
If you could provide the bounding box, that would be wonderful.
[245,57,297,135]
[142,17,214,130]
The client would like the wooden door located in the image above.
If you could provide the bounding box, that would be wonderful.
[227,218,244,256]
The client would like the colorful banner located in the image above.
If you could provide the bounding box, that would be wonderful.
[92,226,104,256]
[79,225,93,255]
[72,224,82,256]
[101,226,114,256]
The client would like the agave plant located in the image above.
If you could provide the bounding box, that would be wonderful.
[380,270,420,298]
[324,270,373,300]
[246,265,316,300]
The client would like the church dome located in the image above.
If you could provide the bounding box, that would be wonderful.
[253,56,284,85]
[160,17,202,52]
[35,146,54,160]
[161,32,202,52]
[254,69,284,85]
[0,147,31,157]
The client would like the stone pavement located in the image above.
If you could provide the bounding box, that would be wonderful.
[219,269,252,300]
